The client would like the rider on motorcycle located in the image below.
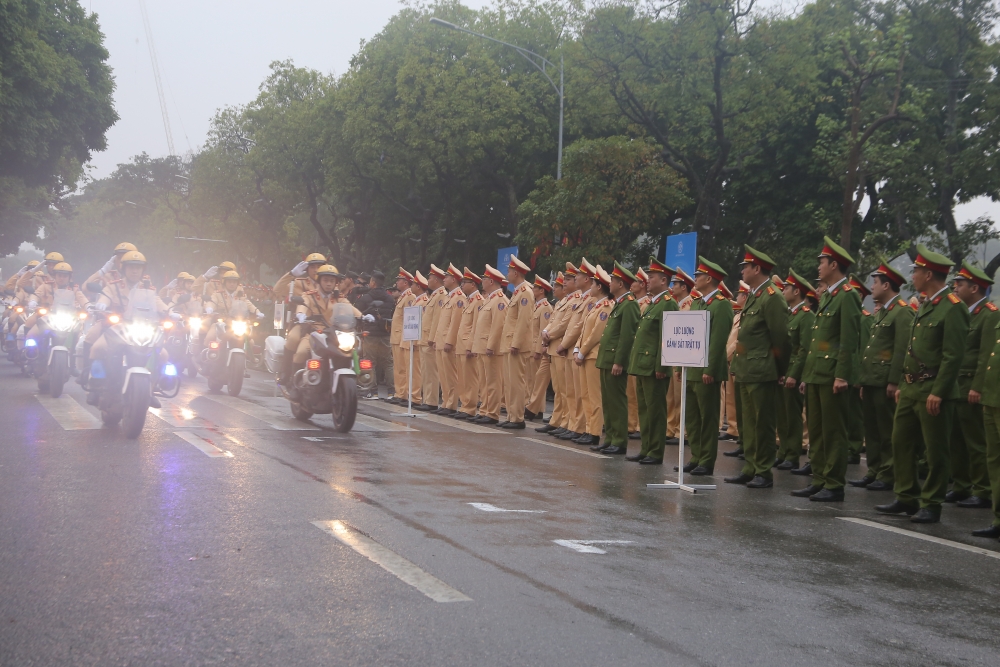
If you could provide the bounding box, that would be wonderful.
[159,272,196,302]
[84,242,138,299]
[203,270,265,344]
[282,264,361,384]
[84,251,172,407]
[193,261,236,302]
[3,260,40,340]
[23,262,90,347]
[273,253,327,301]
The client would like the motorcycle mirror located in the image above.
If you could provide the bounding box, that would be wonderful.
[289,296,305,306]
[86,281,103,293]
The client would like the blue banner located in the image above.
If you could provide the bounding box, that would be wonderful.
[665,232,697,278]
[497,246,518,292]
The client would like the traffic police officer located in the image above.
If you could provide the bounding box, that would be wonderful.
[527,276,553,421]
[500,255,535,428]
[388,268,415,404]
[453,268,484,420]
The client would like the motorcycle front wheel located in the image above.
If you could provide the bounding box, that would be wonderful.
[227,354,245,397]
[49,350,68,398]
[121,373,151,439]
[331,375,357,433]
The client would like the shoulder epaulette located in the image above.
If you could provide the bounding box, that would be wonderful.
[898,298,907,308]
[626,295,634,301]
[986,302,998,311]
[948,293,961,304]
[842,283,852,292]
[862,309,870,316]
[802,306,810,312]
[766,286,775,296]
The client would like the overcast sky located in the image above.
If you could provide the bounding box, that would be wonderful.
[86,0,996,224]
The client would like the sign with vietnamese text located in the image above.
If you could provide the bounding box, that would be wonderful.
[402,305,423,342]
[661,310,710,367]
[665,232,697,278]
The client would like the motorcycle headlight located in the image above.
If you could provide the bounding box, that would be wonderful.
[188,317,202,331]
[336,331,356,352]
[230,320,248,337]
[124,322,157,347]
[49,312,76,332]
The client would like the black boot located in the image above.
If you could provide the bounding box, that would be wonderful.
[279,353,296,386]
[77,343,93,387]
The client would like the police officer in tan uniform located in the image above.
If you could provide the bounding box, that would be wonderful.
[574,266,614,445]
[527,276,554,420]
[472,265,509,424]
[499,255,535,429]
[536,269,574,434]
[388,268,415,404]
[556,260,597,440]
[417,264,447,411]
[453,268,484,420]
[434,264,464,415]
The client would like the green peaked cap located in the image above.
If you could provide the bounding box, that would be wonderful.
[818,235,855,267]
[740,245,777,270]
[914,243,955,271]
[870,255,906,287]
[612,261,637,284]
[787,268,816,295]
[695,255,727,279]
[958,259,994,286]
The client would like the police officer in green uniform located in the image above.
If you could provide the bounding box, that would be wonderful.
[679,257,734,475]
[777,270,816,470]
[876,245,970,523]
[972,298,1000,540]
[625,257,678,465]
[725,246,788,488]
[793,237,861,502]
[946,261,999,507]
[849,259,913,491]
[595,262,641,455]
[846,275,873,465]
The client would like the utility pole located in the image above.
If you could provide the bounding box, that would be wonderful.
[139,0,175,156]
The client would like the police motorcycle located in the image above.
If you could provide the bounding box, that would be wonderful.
[280,301,359,432]
[30,289,87,397]
[201,300,253,397]
[5,303,27,365]
[88,286,171,438]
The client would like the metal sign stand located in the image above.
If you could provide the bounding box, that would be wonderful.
[399,304,422,419]
[402,340,416,418]
[647,367,716,493]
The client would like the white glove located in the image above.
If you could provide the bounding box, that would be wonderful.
[27,300,37,309]
[169,312,181,321]
[290,261,309,278]
[362,314,375,323]
[256,311,265,320]
[16,265,30,276]
[100,256,116,275]
[204,304,215,315]
[204,266,219,279]
[94,302,107,311]
[296,312,306,323]
[166,279,178,289]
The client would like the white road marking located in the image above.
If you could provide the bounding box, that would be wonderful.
[553,540,634,554]
[468,503,545,513]
[312,520,472,603]
[517,437,612,459]
[173,431,234,458]
[203,394,320,430]
[149,398,215,429]
[837,518,1000,561]
[35,394,102,430]
[381,404,504,434]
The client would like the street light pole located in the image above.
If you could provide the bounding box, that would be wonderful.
[430,17,564,180]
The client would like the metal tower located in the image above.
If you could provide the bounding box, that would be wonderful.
[138,0,175,156]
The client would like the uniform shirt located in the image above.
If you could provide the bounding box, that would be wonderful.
[859,296,913,387]
[785,300,817,383]
[390,288,414,346]
[296,291,360,326]
[501,280,535,352]
[272,272,319,301]
[960,296,1000,395]
[33,283,90,310]
[801,277,859,385]
[899,286,969,400]
[96,280,170,314]
[734,279,789,383]
[472,289,509,355]
[563,290,596,355]
[597,292,641,371]
[627,290,677,377]
[456,290,483,355]
[577,297,614,360]
[637,295,651,314]
[410,292,430,346]
[209,290,263,319]
[423,286,448,347]
[436,287,464,349]
[544,291,578,355]
[979,319,1000,408]
[687,289,734,382]
[531,298,553,355]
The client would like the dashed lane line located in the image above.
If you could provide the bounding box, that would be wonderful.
[468,503,545,513]
[173,431,234,458]
[553,540,634,554]
[149,397,216,429]
[837,517,1000,561]
[35,394,102,430]
[312,520,472,602]
[201,394,320,431]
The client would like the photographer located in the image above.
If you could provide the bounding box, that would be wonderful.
[355,271,396,397]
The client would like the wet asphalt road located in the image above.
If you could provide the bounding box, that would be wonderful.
[1,363,999,667]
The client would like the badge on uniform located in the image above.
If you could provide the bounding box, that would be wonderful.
[599,312,608,321]
[544,312,550,319]
[457,301,464,308]
[587,303,594,310]
[438,300,444,306]
[498,303,505,311]
[521,297,528,306]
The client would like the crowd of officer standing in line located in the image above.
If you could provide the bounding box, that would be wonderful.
[373,237,1000,540]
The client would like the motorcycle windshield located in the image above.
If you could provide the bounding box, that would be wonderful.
[52,289,76,312]
[230,299,250,320]
[126,288,160,323]
[331,303,356,332]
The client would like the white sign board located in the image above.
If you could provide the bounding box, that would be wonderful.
[402,305,423,342]
[272,301,285,331]
[661,310,710,367]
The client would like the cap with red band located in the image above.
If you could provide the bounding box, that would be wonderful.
[447,263,463,280]
[672,267,695,289]
[785,269,815,296]
[533,275,552,292]
[694,256,727,282]
[508,255,530,276]
[554,271,565,287]
[739,245,777,272]
[870,256,906,288]
[647,256,675,277]
[595,265,611,287]
[564,262,578,277]
[719,282,734,300]
[578,258,596,278]
[611,261,637,284]
[484,264,505,284]
[635,267,649,284]
[462,267,482,285]
[398,267,414,282]
[428,263,446,279]
[413,270,428,289]
[955,259,993,289]
[912,244,955,275]
[848,274,871,298]
[817,235,855,268]
[771,274,785,290]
